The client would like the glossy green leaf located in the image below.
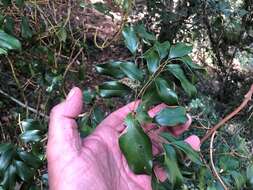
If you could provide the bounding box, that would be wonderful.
[134,24,156,42]
[143,48,159,73]
[155,106,187,126]
[164,144,183,187]
[98,81,131,98]
[155,77,178,105]
[4,16,14,35]
[119,114,153,174]
[0,47,7,55]
[0,147,15,174]
[230,171,246,190]
[14,160,34,182]
[169,43,192,58]
[0,30,21,50]
[0,143,14,154]
[161,133,201,164]
[17,150,42,169]
[20,130,42,143]
[21,119,44,132]
[83,89,95,104]
[21,16,33,39]
[95,61,125,78]
[154,41,170,59]
[247,165,253,185]
[136,103,153,124]
[122,26,139,54]
[167,64,197,97]
[92,107,105,124]
[180,55,205,71]
[0,164,16,190]
[119,61,143,81]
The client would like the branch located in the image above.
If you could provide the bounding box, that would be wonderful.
[0,88,49,119]
[200,84,253,144]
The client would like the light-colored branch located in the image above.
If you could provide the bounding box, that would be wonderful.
[201,84,253,144]
[209,132,228,190]
[0,88,49,119]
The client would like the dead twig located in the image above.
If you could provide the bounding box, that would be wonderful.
[209,131,228,190]
[201,84,253,144]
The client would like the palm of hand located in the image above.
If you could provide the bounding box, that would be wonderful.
[47,88,200,190]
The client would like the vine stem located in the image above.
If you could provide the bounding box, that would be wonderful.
[209,131,229,190]
[201,84,253,144]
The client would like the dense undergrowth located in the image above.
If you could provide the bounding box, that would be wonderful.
[0,0,253,189]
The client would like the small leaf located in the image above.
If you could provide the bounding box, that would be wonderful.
[155,107,187,126]
[169,42,192,58]
[143,48,160,73]
[0,30,21,50]
[98,81,131,98]
[14,160,34,182]
[17,150,42,169]
[155,77,178,105]
[230,171,246,190]
[164,144,183,187]
[83,89,95,104]
[119,114,153,174]
[154,41,170,59]
[20,130,42,143]
[21,16,33,39]
[119,61,143,81]
[122,26,139,54]
[95,61,125,78]
[57,27,67,42]
[167,64,197,97]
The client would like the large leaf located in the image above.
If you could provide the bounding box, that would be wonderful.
[17,150,42,169]
[119,114,153,174]
[155,107,188,127]
[143,48,160,73]
[98,81,131,98]
[167,64,197,97]
[164,144,183,187]
[20,130,42,143]
[0,164,16,189]
[21,119,44,132]
[169,42,192,58]
[95,61,125,78]
[0,30,21,50]
[161,133,201,165]
[122,26,139,54]
[119,61,143,81]
[14,160,34,182]
[0,147,15,174]
[154,41,171,59]
[155,77,178,105]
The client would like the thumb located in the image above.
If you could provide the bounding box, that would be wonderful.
[47,87,83,158]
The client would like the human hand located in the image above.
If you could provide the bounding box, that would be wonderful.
[47,87,200,190]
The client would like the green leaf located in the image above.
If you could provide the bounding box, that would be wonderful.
[154,41,170,59]
[98,81,131,98]
[179,55,205,71]
[21,119,44,132]
[122,26,139,54]
[119,114,153,174]
[119,61,143,81]
[0,143,14,154]
[230,171,246,190]
[247,164,253,186]
[21,16,33,39]
[83,89,95,104]
[167,64,197,97]
[134,24,156,42]
[136,103,153,124]
[169,42,192,58]
[155,107,187,127]
[0,164,16,190]
[92,107,105,124]
[4,16,15,35]
[20,130,42,143]
[0,147,15,174]
[15,0,24,7]
[95,61,125,78]
[164,144,183,187]
[1,0,11,6]
[17,150,42,169]
[0,30,21,50]
[155,77,178,105]
[143,48,159,73]
[57,27,67,42]
[14,160,34,182]
[0,47,7,55]
[218,156,239,171]
[92,2,113,18]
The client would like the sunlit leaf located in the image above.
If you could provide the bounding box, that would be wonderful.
[119,61,143,81]
[98,81,131,97]
[154,41,170,59]
[143,48,159,73]
[20,130,42,143]
[122,26,139,54]
[0,30,21,50]
[119,114,153,174]
[169,43,192,58]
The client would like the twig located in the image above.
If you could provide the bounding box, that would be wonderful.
[201,84,253,144]
[209,132,228,190]
[0,88,49,119]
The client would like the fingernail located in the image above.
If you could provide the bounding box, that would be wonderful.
[66,88,76,100]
